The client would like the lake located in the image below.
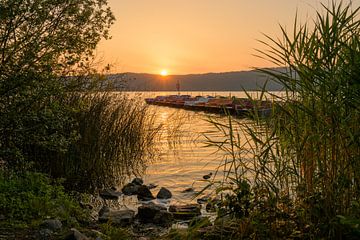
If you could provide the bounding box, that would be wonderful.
[121,91,278,206]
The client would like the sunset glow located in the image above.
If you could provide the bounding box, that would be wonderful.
[98,0,359,74]
[160,69,168,76]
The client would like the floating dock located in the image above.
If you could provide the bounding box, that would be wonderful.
[145,95,273,116]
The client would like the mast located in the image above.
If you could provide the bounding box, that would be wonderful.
[176,79,180,95]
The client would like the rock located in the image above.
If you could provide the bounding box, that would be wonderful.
[202,172,212,180]
[99,189,121,200]
[41,219,62,231]
[137,202,166,220]
[39,228,53,239]
[147,183,158,189]
[137,185,155,201]
[181,187,195,193]
[153,210,173,227]
[156,187,172,199]
[169,204,201,220]
[98,206,110,217]
[137,202,173,227]
[197,196,210,204]
[122,183,140,195]
[98,209,135,226]
[132,177,144,185]
[64,228,88,240]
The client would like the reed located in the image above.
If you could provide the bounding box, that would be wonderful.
[204,2,360,238]
[30,92,160,192]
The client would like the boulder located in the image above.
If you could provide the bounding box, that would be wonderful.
[64,228,88,240]
[99,189,121,200]
[137,185,155,201]
[39,228,53,239]
[131,177,144,185]
[122,183,140,195]
[137,202,173,227]
[137,202,166,220]
[41,219,62,231]
[169,204,201,220]
[98,209,135,226]
[153,210,173,227]
[156,187,172,199]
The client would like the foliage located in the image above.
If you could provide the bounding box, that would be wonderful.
[201,2,360,239]
[0,0,115,169]
[100,223,132,240]
[0,170,88,227]
[32,92,160,192]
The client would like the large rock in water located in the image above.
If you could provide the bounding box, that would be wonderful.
[137,202,173,227]
[98,208,135,226]
[131,177,144,185]
[156,187,172,199]
[137,185,155,201]
[169,204,201,220]
[122,183,140,195]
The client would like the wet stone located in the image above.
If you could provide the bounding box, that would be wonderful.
[197,196,210,204]
[168,204,201,220]
[137,202,173,227]
[181,187,195,193]
[131,177,144,186]
[156,187,172,199]
[98,209,135,226]
[122,183,140,195]
[137,185,155,201]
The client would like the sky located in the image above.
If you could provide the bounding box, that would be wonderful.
[97,0,358,75]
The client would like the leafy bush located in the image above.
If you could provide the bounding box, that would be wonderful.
[0,0,114,170]
[0,171,88,226]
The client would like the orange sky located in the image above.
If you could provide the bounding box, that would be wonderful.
[97,0,358,74]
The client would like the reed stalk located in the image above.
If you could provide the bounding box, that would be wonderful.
[205,2,360,238]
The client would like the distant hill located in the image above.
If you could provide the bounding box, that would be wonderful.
[108,69,285,91]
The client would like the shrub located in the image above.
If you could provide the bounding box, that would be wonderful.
[0,170,88,227]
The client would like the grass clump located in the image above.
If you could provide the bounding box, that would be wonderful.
[99,223,132,240]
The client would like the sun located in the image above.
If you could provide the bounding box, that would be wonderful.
[160,69,168,76]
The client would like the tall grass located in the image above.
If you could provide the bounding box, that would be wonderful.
[205,2,360,238]
[31,92,160,192]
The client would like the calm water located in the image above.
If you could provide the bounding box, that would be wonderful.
[123,91,277,205]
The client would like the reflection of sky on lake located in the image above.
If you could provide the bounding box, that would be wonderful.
[119,91,282,205]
